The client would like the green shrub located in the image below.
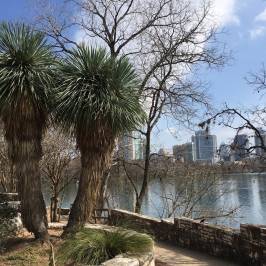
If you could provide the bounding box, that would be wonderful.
[57,228,153,265]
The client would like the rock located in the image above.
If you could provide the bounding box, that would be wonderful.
[101,257,139,266]
[0,197,22,240]
[10,213,23,231]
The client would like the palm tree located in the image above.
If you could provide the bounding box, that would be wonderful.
[54,46,145,229]
[0,23,55,239]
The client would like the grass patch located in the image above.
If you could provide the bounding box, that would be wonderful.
[57,228,153,265]
[1,242,51,266]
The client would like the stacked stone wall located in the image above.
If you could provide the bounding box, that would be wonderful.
[109,209,266,265]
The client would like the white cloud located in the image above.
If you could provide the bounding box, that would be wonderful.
[74,0,239,44]
[74,29,87,44]
[249,7,266,40]
[210,0,240,27]
[249,26,266,40]
[255,8,266,22]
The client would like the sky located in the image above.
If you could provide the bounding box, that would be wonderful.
[1,0,266,150]
[156,0,266,151]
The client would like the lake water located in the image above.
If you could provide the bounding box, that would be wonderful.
[44,172,266,228]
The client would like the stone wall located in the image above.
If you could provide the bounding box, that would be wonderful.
[0,193,18,203]
[109,209,266,266]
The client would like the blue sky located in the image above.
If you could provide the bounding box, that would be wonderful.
[157,0,266,150]
[1,0,266,150]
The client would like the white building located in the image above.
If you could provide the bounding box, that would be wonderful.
[117,132,145,160]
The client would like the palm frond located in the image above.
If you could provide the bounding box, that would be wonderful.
[54,45,145,136]
[0,22,55,119]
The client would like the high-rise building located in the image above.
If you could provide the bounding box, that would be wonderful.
[219,143,231,162]
[254,128,266,157]
[133,132,146,160]
[173,143,194,162]
[232,134,249,161]
[192,130,217,163]
[117,131,145,160]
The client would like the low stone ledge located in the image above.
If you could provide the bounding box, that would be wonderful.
[109,208,266,265]
[109,209,172,242]
[48,222,66,229]
[0,193,18,203]
[110,209,161,223]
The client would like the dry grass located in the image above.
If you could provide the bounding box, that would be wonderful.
[0,229,62,266]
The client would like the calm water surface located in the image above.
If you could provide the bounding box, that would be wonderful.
[44,173,266,228]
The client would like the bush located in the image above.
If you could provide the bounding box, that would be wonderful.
[57,228,153,265]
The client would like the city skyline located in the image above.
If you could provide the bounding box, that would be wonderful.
[163,128,266,163]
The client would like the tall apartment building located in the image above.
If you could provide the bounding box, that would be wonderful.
[192,130,217,163]
[173,143,194,162]
[254,128,266,157]
[219,143,231,162]
[117,131,145,160]
[232,134,249,161]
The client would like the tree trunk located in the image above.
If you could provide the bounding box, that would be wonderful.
[3,102,49,240]
[66,152,108,229]
[135,129,151,213]
[15,144,48,240]
[15,154,48,240]
[50,195,60,222]
[65,128,115,231]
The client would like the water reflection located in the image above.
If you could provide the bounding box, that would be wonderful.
[43,173,266,227]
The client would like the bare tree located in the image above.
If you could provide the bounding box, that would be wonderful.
[34,0,227,214]
[154,163,238,221]
[199,105,266,159]
[41,128,78,222]
[109,160,239,223]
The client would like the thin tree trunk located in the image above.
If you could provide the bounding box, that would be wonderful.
[50,195,60,222]
[135,129,151,213]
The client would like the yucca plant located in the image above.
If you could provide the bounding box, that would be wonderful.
[57,228,153,265]
[0,22,55,239]
[54,46,145,228]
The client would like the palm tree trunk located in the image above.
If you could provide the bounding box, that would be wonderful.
[66,152,105,228]
[3,109,49,240]
[16,155,48,239]
[66,130,115,230]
